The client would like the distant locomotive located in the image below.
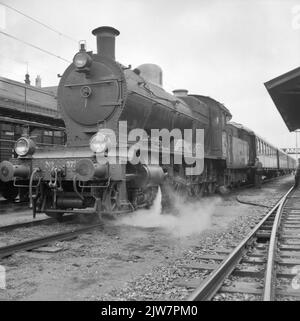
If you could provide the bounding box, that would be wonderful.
[0,26,295,219]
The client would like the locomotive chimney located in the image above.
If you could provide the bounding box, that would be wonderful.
[92,26,120,60]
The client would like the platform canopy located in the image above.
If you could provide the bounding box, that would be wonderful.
[265,66,300,132]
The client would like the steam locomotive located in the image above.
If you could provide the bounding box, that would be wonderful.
[0,26,295,219]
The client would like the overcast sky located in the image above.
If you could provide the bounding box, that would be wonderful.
[1,0,300,149]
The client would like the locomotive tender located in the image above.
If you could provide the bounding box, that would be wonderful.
[0,26,295,219]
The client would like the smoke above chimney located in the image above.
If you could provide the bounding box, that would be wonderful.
[92,26,120,60]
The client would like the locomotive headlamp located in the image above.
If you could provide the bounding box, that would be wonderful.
[89,132,112,153]
[15,137,36,157]
[73,52,92,69]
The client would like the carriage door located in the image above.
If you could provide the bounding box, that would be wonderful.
[228,133,233,165]
[222,130,227,159]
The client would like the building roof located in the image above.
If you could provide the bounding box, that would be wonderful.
[0,76,60,119]
[265,66,300,132]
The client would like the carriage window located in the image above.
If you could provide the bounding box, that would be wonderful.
[260,142,262,154]
[53,131,63,137]
[3,131,14,136]
[259,141,262,154]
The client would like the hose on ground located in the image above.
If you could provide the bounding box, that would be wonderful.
[236,196,271,208]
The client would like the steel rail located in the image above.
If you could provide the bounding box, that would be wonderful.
[0,223,103,259]
[0,214,76,233]
[187,186,294,301]
[263,185,295,300]
[0,218,55,232]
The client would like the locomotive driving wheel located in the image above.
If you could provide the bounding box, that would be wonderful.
[144,186,158,208]
[207,182,217,194]
[192,183,205,198]
[173,181,188,198]
[102,182,122,214]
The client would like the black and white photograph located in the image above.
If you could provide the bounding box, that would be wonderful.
[0,0,300,306]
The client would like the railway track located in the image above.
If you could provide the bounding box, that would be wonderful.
[186,184,300,301]
[0,175,294,271]
[0,222,103,260]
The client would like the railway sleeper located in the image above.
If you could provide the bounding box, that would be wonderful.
[220,281,263,295]
[232,266,265,278]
